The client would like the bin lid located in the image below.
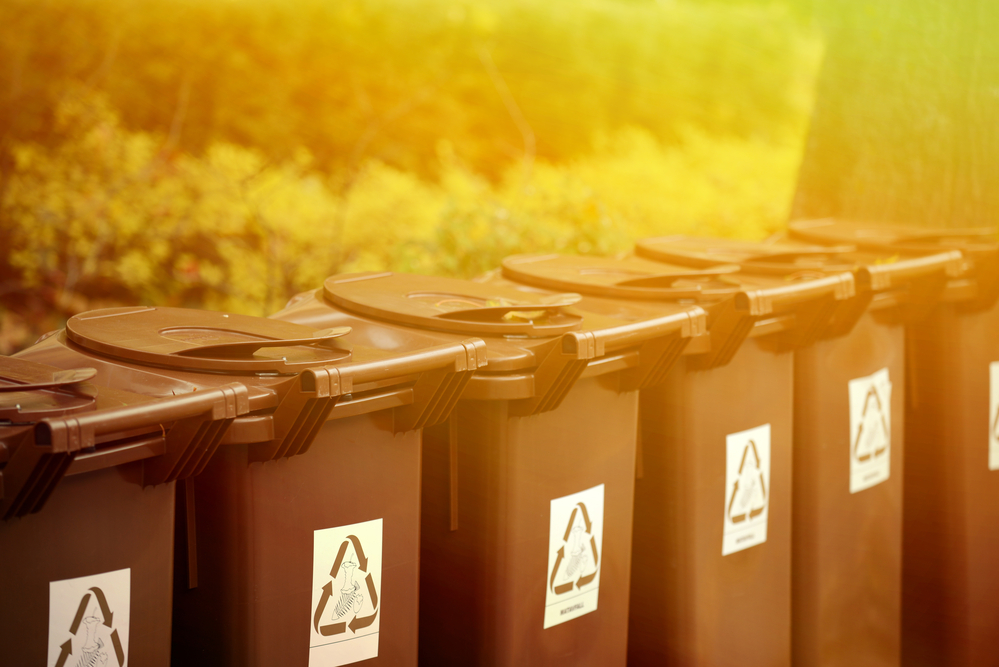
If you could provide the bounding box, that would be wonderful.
[0,357,98,421]
[323,272,585,337]
[635,236,859,277]
[501,253,750,301]
[66,306,352,373]
[634,235,965,289]
[788,219,999,258]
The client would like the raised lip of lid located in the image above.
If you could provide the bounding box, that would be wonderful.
[501,253,742,301]
[66,306,351,373]
[323,271,585,337]
[0,358,98,419]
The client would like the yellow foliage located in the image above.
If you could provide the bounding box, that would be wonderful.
[2,87,807,320]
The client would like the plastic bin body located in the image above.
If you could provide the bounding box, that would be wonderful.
[903,298,999,666]
[273,272,706,667]
[490,251,870,667]
[633,235,965,667]
[787,219,999,666]
[14,306,482,667]
[791,307,904,667]
[172,412,423,666]
[630,336,793,667]
[0,464,176,666]
[0,356,247,667]
[419,375,637,664]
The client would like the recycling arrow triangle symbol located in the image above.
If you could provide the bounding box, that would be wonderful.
[56,587,125,667]
[313,535,379,637]
[727,439,767,524]
[853,386,889,463]
[549,502,600,596]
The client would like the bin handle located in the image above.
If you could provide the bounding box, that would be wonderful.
[171,327,351,358]
[0,366,97,392]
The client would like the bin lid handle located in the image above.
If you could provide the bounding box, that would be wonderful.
[172,327,352,358]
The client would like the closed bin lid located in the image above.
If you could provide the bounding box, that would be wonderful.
[501,254,743,301]
[0,356,251,520]
[635,235,965,292]
[324,272,585,337]
[66,306,351,373]
[0,357,98,421]
[787,219,999,260]
[501,252,853,308]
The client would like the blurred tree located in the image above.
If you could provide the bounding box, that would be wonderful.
[793,0,999,227]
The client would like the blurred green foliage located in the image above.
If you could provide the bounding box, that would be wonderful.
[0,0,821,352]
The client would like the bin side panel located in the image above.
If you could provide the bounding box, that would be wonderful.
[792,311,904,667]
[903,301,999,667]
[420,376,638,666]
[0,466,174,667]
[173,415,421,667]
[629,338,793,667]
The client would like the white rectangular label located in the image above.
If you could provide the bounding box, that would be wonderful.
[544,483,604,629]
[309,518,383,667]
[723,424,771,556]
[48,568,130,667]
[849,367,892,493]
[990,362,999,471]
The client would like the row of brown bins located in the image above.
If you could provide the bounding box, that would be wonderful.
[1,219,996,667]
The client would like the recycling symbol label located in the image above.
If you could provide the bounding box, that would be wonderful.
[309,518,382,667]
[722,424,771,556]
[47,568,130,667]
[544,484,604,629]
[848,368,892,493]
[989,362,999,471]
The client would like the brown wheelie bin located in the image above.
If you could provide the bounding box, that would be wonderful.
[0,355,249,667]
[788,219,999,667]
[13,306,484,667]
[272,271,706,666]
[494,250,861,667]
[636,235,965,667]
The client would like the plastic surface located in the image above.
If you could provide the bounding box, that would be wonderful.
[15,304,485,667]
[636,234,964,295]
[274,271,708,666]
[629,339,793,667]
[501,252,856,370]
[784,219,999,665]
[903,298,999,666]
[632,235,933,667]
[0,355,251,667]
[67,306,352,372]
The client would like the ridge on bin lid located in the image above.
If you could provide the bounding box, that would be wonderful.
[323,271,584,336]
[788,219,999,256]
[66,306,352,373]
[501,253,743,300]
[0,357,98,420]
[635,235,860,277]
